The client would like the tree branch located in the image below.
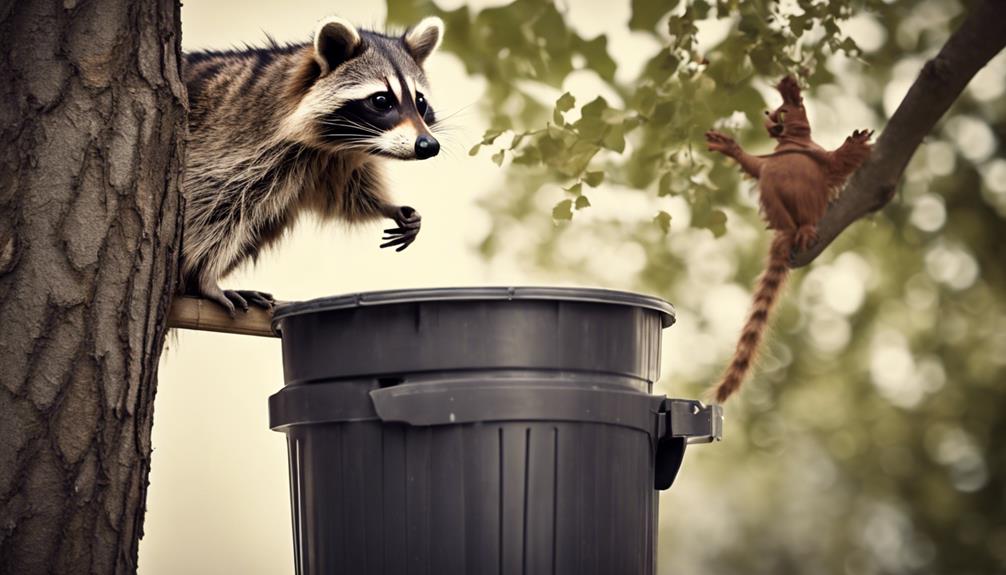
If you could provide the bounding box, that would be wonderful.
[791,0,1006,268]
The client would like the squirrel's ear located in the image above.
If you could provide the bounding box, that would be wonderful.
[314,16,362,76]
[403,17,444,65]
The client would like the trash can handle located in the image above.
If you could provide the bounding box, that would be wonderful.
[656,399,723,444]
[653,399,722,490]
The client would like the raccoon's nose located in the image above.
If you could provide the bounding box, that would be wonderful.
[415,135,440,160]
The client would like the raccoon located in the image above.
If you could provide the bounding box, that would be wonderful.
[181,16,444,314]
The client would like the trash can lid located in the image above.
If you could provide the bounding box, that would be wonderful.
[273,286,676,330]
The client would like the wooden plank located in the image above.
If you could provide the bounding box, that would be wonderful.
[167,296,280,338]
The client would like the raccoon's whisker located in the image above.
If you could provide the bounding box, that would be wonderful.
[330,139,383,155]
[429,132,464,157]
[339,135,379,145]
[438,146,459,161]
[428,121,462,133]
[323,128,386,140]
[440,141,467,161]
[320,121,383,135]
[430,128,463,139]
[329,134,375,143]
[432,103,476,124]
[319,118,385,136]
[428,123,467,144]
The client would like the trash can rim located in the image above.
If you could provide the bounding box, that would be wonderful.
[272,286,676,330]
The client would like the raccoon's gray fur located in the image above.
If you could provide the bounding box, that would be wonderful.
[181,16,444,314]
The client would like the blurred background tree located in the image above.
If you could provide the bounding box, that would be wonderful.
[385,0,1006,573]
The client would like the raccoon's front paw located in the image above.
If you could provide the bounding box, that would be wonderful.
[381,206,422,252]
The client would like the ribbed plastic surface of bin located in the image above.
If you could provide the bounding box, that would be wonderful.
[269,287,721,575]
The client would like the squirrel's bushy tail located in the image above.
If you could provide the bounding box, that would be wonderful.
[712,232,792,403]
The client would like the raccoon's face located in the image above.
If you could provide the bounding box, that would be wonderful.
[283,16,444,161]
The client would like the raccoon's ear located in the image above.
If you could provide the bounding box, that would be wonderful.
[404,17,444,65]
[313,16,362,76]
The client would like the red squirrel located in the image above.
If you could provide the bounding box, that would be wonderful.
[705,76,873,403]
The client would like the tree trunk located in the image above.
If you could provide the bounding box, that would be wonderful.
[0,0,185,573]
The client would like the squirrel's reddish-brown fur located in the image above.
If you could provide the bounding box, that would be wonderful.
[705,76,873,403]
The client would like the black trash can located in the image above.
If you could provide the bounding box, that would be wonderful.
[269,287,721,575]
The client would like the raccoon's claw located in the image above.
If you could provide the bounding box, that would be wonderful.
[232,290,275,309]
[381,206,422,252]
[205,290,238,317]
[223,290,250,313]
[217,290,275,316]
[380,226,420,251]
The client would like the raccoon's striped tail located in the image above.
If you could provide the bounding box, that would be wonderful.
[713,232,793,403]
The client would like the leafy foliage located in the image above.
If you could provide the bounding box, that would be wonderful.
[391,0,865,230]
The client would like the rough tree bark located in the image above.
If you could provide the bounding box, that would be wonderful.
[0,0,185,573]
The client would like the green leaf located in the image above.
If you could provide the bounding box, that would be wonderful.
[512,146,541,166]
[584,171,605,187]
[654,211,672,234]
[491,149,505,166]
[575,116,607,141]
[823,19,840,37]
[481,128,504,145]
[662,50,681,72]
[691,0,710,19]
[468,144,481,157]
[601,108,627,125]
[838,37,860,55]
[565,182,583,196]
[557,141,600,177]
[552,199,573,221]
[580,96,609,118]
[738,8,763,37]
[705,209,728,237]
[575,195,591,210]
[553,108,566,126]
[571,99,609,141]
[658,172,673,197]
[574,35,617,81]
[632,84,657,117]
[602,125,626,153]
[556,92,576,112]
[749,44,775,75]
[666,14,697,49]
[629,0,678,31]
[790,14,810,36]
[538,136,563,164]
